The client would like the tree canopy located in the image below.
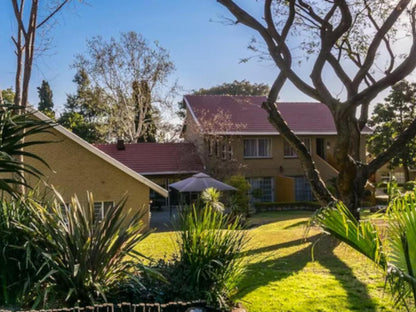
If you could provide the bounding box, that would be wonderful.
[58,69,107,143]
[37,80,54,117]
[72,31,176,143]
[217,0,416,217]
[369,80,416,181]
[193,80,270,96]
[1,88,15,104]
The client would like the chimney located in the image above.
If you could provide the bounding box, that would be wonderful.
[116,139,125,151]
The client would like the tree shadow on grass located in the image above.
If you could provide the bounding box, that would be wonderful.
[247,211,313,228]
[236,234,377,311]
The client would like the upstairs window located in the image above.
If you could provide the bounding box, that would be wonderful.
[284,138,311,158]
[244,138,271,158]
[94,201,114,221]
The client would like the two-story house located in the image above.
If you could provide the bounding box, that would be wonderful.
[182,95,371,203]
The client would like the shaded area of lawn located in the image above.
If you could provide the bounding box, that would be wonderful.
[137,211,398,311]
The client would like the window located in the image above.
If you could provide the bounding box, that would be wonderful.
[228,144,233,160]
[248,177,274,202]
[222,144,227,160]
[294,176,314,201]
[244,138,271,158]
[284,138,311,158]
[207,139,213,156]
[94,201,114,221]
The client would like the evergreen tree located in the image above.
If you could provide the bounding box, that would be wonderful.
[368,80,416,182]
[58,69,107,143]
[37,80,54,115]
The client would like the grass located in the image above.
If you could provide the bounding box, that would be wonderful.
[136,211,401,311]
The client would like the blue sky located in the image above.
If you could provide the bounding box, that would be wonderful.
[0,1,413,113]
[0,1,285,112]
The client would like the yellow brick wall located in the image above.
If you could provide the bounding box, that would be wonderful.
[25,128,151,228]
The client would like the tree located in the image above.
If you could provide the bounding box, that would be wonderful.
[10,0,73,193]
[58,69,107,143]
[73,31,176,143]
[177,80,270,120]
[11,0,72,110]
[217,0,416,218]
[369,81,416,182]
[193,79,270,96]
[1,88,15,104]
[37,80,55,117]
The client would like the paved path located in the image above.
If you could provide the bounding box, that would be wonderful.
[149,206,178,232]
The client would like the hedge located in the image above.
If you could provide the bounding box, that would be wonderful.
[254,201,322,212]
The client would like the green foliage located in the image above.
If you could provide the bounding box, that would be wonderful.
[37,80,54,116]
[0,197,43,307]
[137,210,397,311]
[224,175,251,216]
[403,181,416,191]
[368,81,416,181]
[315,193,416,309]
[175,205,247,307]
[201,187,225,212]
[313,202,386,268]
[0,104,52,195]
[58,111,102,143]
[193,80,270,96]
[386,192,416,309]
[1,88,15,104]
[21,191,150,307]
[58,69,107,143]
[250,188,263,200]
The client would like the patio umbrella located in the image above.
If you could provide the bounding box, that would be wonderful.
[169,172,237,192]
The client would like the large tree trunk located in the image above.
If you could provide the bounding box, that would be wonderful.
[333,109,369,219]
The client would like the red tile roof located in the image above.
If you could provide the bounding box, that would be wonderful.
[184,95,372,134]
[94,143,204,175]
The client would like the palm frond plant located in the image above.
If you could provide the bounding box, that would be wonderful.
[22,190,150,307]
[385,191,416,309]
[200,187,224,212]
[313,192,416,310]
[0,104,53,195]
[175,204,248,307]
[312,202,386,268]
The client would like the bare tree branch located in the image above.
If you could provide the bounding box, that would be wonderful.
[36,0,70,29]
[351,0,410,91]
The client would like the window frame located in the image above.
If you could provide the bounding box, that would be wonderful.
[94,201,114,221]
[247,177,274,202]
[221,143,227,160]
[283,137,311,159]
[243,138,272,159]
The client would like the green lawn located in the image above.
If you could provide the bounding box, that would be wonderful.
[136,211,400,312]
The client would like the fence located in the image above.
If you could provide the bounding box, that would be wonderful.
[0,301,226,312]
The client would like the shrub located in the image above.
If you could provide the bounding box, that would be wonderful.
[224,175,251,216]
[174,205,247,307]
[404,181,416,191]
[22,191,150,307]
[136,205,248,307]
[0,198,45,307]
